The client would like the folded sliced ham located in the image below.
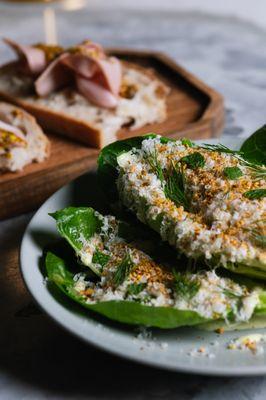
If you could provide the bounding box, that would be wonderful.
[76,75,118,108]
[35,53,72,97]
[4,38,47,76]
[0,119,27,149]
[62,51,121,107]
[61,54,97,79]
[4,38,122,109]
[96,57,121,97]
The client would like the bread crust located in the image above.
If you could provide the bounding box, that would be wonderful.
[0,61,169,148]
[0,85,101,148]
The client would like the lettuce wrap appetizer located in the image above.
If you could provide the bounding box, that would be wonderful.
[97,127,266,280]
[46,207,266,329]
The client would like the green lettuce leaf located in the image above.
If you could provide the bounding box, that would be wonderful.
[50,207,104,275]
[46,252,208,329]
[50,207,103,252]
[97,134,174,202]
[50,206,175,275]
[240,125,266,165]
[47,206,266,329]
[45,251,266,329]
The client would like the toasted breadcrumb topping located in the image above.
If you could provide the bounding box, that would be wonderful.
[72,214,260,322]
[116,137,266,267]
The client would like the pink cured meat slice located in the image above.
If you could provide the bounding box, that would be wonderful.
[95,57,121,96]
[76,75,118,108]
[35,53,72,97]
[4,38,122,108]
[61,54,97,79]
[62,53,121,96]
[3,38,47,75]
[61,52,122,108]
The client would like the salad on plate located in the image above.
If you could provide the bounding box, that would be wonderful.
[46,125,266,330]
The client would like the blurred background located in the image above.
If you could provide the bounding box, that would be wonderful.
[1,0,266,139]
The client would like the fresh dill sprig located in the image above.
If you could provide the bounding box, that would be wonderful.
[173,270,200,300]
[200,143,242,155]
[251,166,266,181]
[145,147,164,183]
[145,148,190,210]
[200,142,266,181]
[240,160,266,181]
[113,252,134,286]
[164,162,190,210]
[245,220,266,249]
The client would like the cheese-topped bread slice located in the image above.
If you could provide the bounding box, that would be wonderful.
[0,102,50,172]
[0,40,169,148]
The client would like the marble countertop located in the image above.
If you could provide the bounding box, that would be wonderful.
[1,5,266,399]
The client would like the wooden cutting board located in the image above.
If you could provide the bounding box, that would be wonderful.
[0,49,224,220]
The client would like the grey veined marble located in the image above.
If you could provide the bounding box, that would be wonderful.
[0,8,266,139]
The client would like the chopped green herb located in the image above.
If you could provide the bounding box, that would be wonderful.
[243,161,266,181]
[127,282,147,296]
[173,270,200,300]
[181,138,194,148]
[180,152,205,169]
[243,189,266,200]
[223,166,243,180]
[249,230,266,249]
[164,163,190,210]
[92,249,110,269]
[251,166,266,181]
[113,253,134,286]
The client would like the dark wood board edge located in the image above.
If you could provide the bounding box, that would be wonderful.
[108,48,225,138]
[0,48,225,220]
[0,153,97,220]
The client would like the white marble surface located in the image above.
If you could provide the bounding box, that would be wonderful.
[1,5,266,399]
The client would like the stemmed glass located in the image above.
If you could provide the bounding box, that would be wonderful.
[1,0,88,44]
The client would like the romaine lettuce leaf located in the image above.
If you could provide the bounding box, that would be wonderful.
[97,134,173,202]
[47,207,266,329]
[46,251,208,329]
[240,125,266,165]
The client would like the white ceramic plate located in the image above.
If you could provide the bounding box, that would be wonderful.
[20,137,266,376]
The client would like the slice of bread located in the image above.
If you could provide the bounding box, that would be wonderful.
[0,62,169,148]
[0,101,50,172]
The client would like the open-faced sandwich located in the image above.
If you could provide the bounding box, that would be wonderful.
[0,101,50,172]
[0,39,169,148]
[45,126,266,330]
